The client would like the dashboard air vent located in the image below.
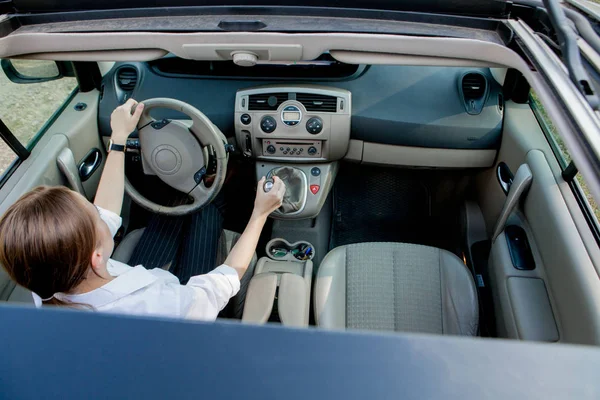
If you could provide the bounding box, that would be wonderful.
[248,93,288,111]
[116,67,138,92]
[297,93,337,112]
[460,72,488,115]
[462,73,486,99]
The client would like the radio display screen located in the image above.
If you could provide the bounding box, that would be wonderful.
[283,112,300,120]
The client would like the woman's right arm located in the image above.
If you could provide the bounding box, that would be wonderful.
[224,176,285,279]
[181,177,285,319]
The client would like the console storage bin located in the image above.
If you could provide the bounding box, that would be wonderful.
[242,240,314,327]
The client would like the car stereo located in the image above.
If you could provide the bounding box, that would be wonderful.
[234,85,351,162]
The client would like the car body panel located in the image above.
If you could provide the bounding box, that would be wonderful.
[0,304,599,399]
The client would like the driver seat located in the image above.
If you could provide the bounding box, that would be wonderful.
[113,228,257,319]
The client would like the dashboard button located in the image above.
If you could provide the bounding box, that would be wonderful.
[241,114,251,125]
[310,185,320,195]
[260,116,277,133]
[308,146,317,155]
[266,145,276,154]
[306,117,323,134]
[311,167,321,177]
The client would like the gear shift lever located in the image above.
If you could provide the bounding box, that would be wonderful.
[266,167,306,214]
[263,178,274,193]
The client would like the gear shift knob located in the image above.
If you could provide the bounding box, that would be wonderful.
[263,179,275,193]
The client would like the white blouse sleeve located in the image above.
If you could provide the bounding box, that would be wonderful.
[181,265,241,320]
[96,206,123,238]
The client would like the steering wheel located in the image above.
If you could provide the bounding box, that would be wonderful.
[124,98,228,216]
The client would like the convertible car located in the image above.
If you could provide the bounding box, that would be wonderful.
[1,0,600,398]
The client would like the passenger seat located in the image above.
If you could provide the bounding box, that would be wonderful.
[314,242,478,335]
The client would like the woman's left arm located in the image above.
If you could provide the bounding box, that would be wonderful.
[93,99,144,215]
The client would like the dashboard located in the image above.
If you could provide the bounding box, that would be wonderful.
[98,60,504,156]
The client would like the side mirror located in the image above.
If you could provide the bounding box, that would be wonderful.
[0,59,71,84]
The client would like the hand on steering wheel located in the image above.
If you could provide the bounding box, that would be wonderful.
[123,98,229,216]
[110,99,144,144]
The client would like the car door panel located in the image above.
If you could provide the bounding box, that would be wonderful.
[476,101,600,345]
[39,90,105,200]
[0,89,105,302]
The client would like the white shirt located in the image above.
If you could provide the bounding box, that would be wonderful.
[32,207,240,321]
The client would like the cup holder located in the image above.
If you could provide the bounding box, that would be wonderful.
[266,238,315,262]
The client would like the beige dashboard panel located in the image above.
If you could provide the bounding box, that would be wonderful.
[360,141,496,168]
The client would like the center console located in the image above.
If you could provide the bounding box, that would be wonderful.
[234,85,352,326]
[242,239,314,327]
[235,85,351,220]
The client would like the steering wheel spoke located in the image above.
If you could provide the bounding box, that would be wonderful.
[190,181,211,205]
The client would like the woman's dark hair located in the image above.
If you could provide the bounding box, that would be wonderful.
[0,186,98,306]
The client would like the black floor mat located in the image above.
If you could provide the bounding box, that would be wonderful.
[331,163,462,254]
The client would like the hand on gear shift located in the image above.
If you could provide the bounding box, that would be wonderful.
[253,176,286,218]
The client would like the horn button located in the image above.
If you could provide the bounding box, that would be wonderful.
[139,120,206,193]
[152,145,182,175]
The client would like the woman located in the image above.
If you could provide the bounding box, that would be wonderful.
[0,99,285,320]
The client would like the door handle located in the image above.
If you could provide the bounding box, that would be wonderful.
[497,162,514,195]
[57,148,86,196]
[492,163,533,242]
[78,148,102,182]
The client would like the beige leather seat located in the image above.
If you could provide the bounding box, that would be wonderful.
[314,242,479,335]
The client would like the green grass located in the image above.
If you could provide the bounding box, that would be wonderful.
[0,60,76,174]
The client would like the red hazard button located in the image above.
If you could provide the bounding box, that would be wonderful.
[310,185,320,195]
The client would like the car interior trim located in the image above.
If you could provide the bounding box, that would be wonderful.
[0,32,531,68]
[355,141,497,168]
[12,49,170,62]
[329,50,505,68]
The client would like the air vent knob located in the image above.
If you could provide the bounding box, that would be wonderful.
[232,51,258,67]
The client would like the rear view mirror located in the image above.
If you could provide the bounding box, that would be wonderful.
[1,59,63,83]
